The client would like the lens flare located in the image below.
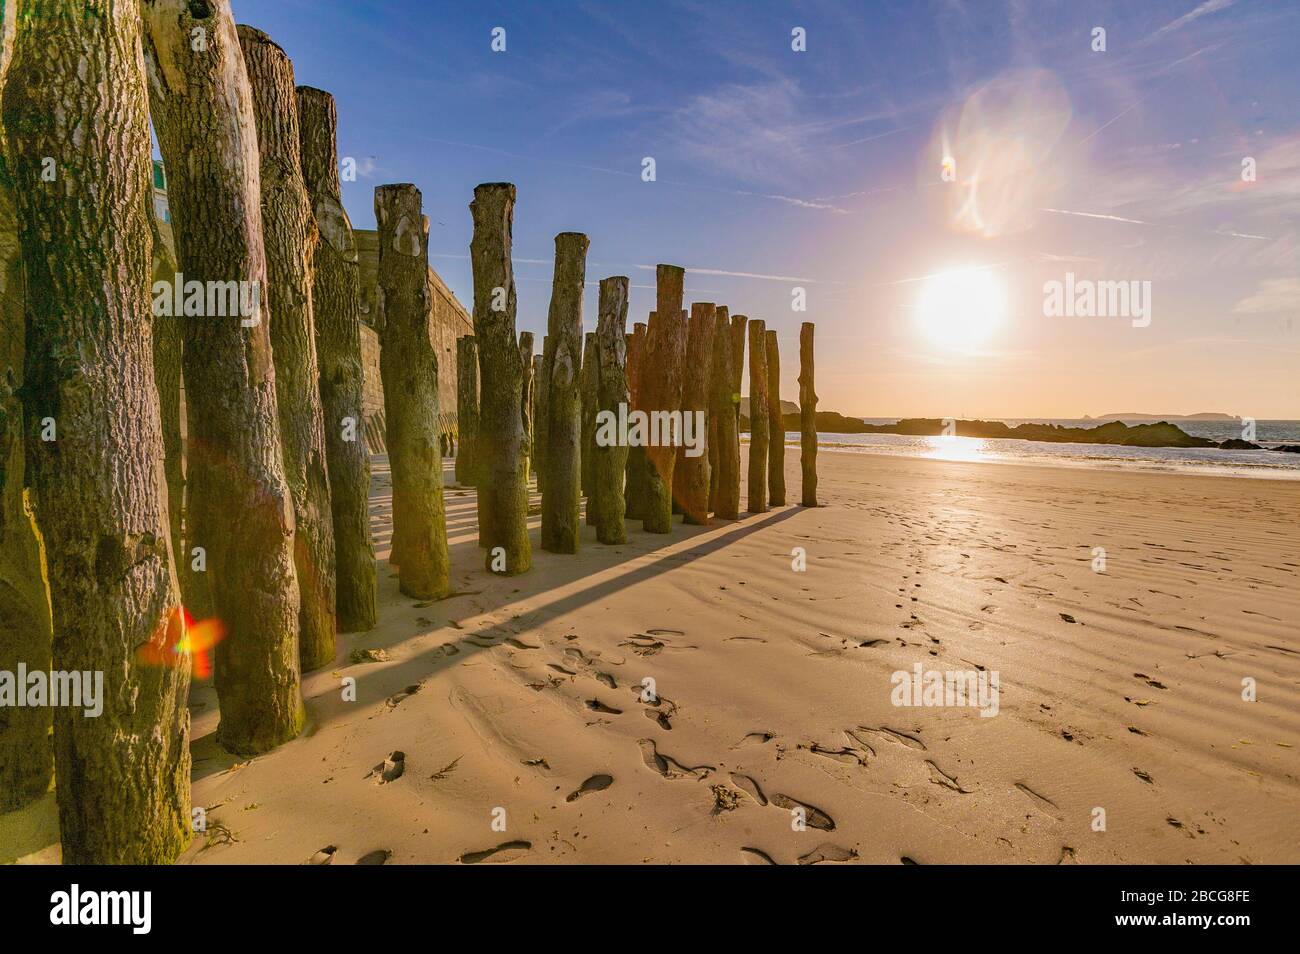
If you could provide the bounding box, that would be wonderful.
[136,606,226,680]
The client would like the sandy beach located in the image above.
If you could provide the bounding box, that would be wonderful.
[11,448,1294,865]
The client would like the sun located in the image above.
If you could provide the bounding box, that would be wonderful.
[917,267,1004,350]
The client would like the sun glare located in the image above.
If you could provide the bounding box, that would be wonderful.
[917,267,1004,350]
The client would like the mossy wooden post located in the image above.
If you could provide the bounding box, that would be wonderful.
[765,329,786,507]
[746,320,769,513]
[240,26,337,668]
[678,302,716,525]
[707,303,728,513]
[641,266,686,533]
[142,0,304,756]
[710,310,740,519]
[581,331,599,521]
[799,322,818,507]
[540,232,588,553]
[592,278,630,544]
[374,184,450,599]
[0,0,52,813]
[519,331,535,483]
[728,311,748,509]
[535,336,552,498]
[624,321,647,518]
[298,84,376,633]
[455,336,478,487]
[470,183,530,574]
[4,0,190,860]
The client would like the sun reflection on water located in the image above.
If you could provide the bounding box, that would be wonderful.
[923,435,992,463]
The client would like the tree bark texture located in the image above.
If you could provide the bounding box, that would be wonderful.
[639,265,686,533]
[765,328,786,506]
[799,322,818,507]
[580,330,598,517]
[539,232,587,554]
[469,183,530,574]
[709,309,740,520]
[707,304,727,513]
[297,84,376,633]
[455,335,478,488]
[746,319,768,513]
[374,183,450,600]
[5,0,191,860]
[535,334,552,499]
[0,0,52,813]
[518,330,534,483]
[623,320,647,519]
[592,277,629,544]
[142,0,305,755]
[677,302,715,525]
[239,26,336,667]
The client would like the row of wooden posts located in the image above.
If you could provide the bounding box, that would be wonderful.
[0,1,817,864]
[444,238,822,582]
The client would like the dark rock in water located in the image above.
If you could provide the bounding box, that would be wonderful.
[1273,444,1300,454]
[1219,438,1261,450]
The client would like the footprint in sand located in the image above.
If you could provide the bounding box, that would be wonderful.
[859,726,926,751]
[925,760,970,794]
[770,793,835,831]
[1132,768,1154,784]
[1014,782,1060,817]
[386,684,422,708]
[585,698,623,715]
[729,772,768,806]
[356,849,391,865]
[566,774,614,802]
[458,840,532,864]
[797,843,857,865]
[740,846,778,865]
[306,845,337,865]
[737,731,774,747]
[636,738,712,780]
[367,751,406,784]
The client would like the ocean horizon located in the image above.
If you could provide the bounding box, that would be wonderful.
[785,418,1300,479]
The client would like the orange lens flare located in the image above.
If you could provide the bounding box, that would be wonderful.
[136,606,227,680]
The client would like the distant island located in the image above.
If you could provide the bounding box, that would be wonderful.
[1084,412,1238,422]
[741,410,1298,451]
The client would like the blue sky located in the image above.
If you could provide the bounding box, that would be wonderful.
[234,0,1300,418]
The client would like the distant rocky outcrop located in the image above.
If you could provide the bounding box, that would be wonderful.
[1217,438,1261,450]
[1086,412,1237,422]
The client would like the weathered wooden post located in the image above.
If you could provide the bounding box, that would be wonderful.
[592,278,630,544]
[143,0,305,756]
[728,314,747,513]
[707,304,728,513]
[677,302,716,524]
[640,266,686,533]
[374,183,450,599]
[297,84,377,633]
[799,322,818,507]
[746,320,769,513]
[0,3,52,814]
[519,331,535,483]
[470,183,531,574]
[765,329,786,507]
[624,320,647,518]
[239,25,338,669]
[535,337,551,497]
[6,0,190,859]
[709,310,740,519]
[455,336,479,488]
[581,331,599,520]
[540,232,588,553]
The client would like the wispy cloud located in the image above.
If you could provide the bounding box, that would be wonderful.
[1143,0,1237,45]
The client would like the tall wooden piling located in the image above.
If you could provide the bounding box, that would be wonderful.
[746,320,769,513]
[374,184,450,599]
[707,304,728,513]
[799,322,818,507]
[678,302,716,524]
[581,331,599,519]
[535,339,551,497]
[540,232,588,554]
[592,278,630,544]
[640,266,686,533]
[469,183,531,574]
[519,331,535,483]
[624,321,648,519]
[710,310,740,519]
[455,336,479,488]
[765,329,786,507]
[297,84,377,634]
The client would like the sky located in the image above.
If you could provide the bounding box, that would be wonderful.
[234,0,1300,419]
